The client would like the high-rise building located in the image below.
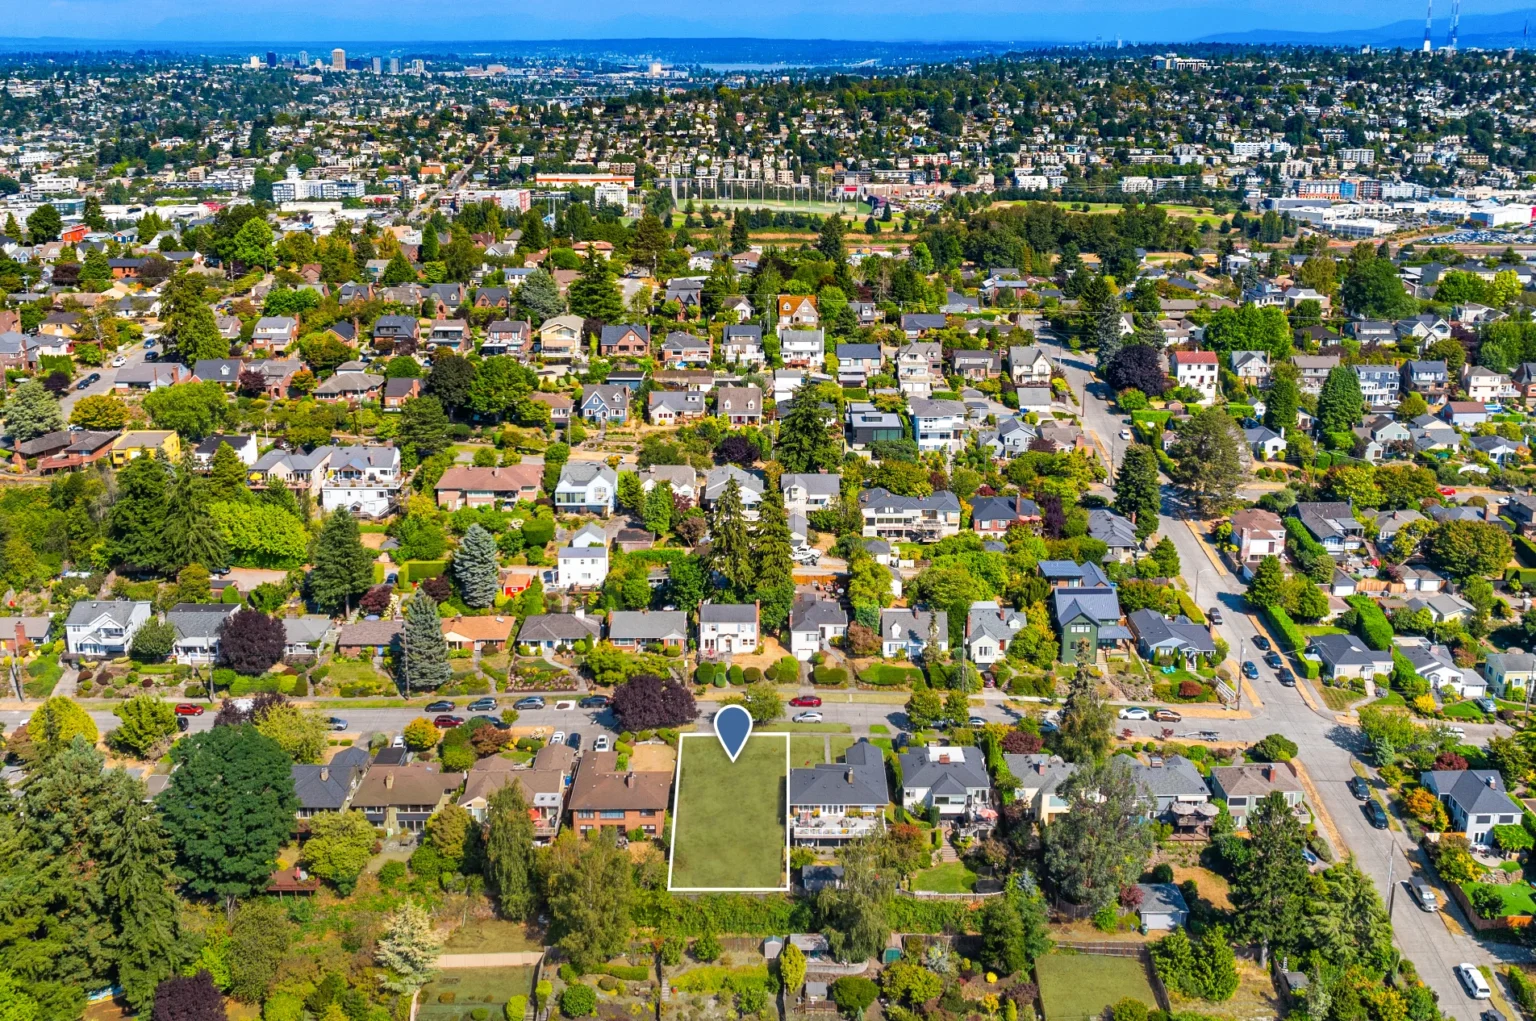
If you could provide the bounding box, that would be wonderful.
[411,59,424,73]
[298,49,309,66]
[389,57,400,73]
[266,51,277,67]
[331,48,346,71]
[371,57,382,74]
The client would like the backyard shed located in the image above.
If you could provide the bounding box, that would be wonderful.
[1135,882,1189,931]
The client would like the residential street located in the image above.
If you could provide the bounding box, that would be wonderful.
[56,338,152,416]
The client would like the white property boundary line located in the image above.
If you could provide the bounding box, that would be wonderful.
[666,730,791,893]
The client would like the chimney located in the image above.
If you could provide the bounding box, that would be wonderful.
[574,607,585,620]
[385,772,395,790]
[1264,764,1275,782]
[846,769,855,784]
[626,772,636,788]
[14,621,25,651]
[320,767,330,782]
[1035,761,1047,776]
[1487,775,1498,788]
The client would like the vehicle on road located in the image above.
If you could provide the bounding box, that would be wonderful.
[1252,636,1271,651]
[143,338,156,348]
[75,373,100,391]
[1365,799,1389,829]
[1152,708,1182,722]
[1410,875,1437,911]
[1448,727,1467,739]
[467,697,497,712]
[789,695,822,707]
[328,717,348,731]
[967,715,987,727]
[1439,487,1457,497]
[470,715,510,730]
[1208,607,1224,625]
[1241,661,1259,680]
[1277,670,1296,686]
[593,735,611,752]
[579,695,610,709]
[424,700,455,713]
[110,355,126,367]
[791,547,822,564]
[1349,775,1371,800]
[433,714,465,728]
[551,730,565,745]
[514,696,546,710]
[553,700,576,711]
[1117,707,1150,720]
[173,703,205,716]
[1039,719,1059,733]
[1457,964,1491,1000]
[1119,428,1132,440]
[793,711,824,723]
[1264,652,1283,669]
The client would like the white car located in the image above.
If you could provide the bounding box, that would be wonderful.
[593,735,611,752]
[550,730,566,746]
[1119,428,1132,440]
[110,355,126,367]
[793,711,824,723]
[1117,707,1150,720]
[553,700,576,711]
[1456,964,1491,1000]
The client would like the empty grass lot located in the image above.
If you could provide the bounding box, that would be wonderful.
[669,734,788,890]
[912,862,978,893]
[1036,955,1158,1021]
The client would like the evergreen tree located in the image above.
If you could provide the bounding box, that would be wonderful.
[419,225,441,263]
[308,509,374,615]
[1263,373,1300,433]
[206,442,250,503]
[379,250,416,285]
[643,481,674,535]
[777,382,841,473]
[164,456,229,573]
[100,778,188,1011]
[704,478,754,598]
[629,213,669,273]
[1230,790,1309,966]
[454,525,499,609]
[516,268,565,323]
[1056,649,1113,763]
[1247,556,1286,608]
[1112,444,1161,540]
[109,453,171,572]
[484,782,537,919]
[169,302,230,364]
[567,250,623,321]
[4,378,64,442]
[401,592,452,693]
[401,395,449,459]
[753,481,796,634]
[1168,408,1245,518]
[729,213,750,254]
[1317,366,1365,434]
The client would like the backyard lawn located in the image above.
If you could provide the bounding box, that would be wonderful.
[1464,880,1536,917]
[669,734,788,890]
[1036,954,1159,1021]
[911,861,978,893]
[418,967,535,1021]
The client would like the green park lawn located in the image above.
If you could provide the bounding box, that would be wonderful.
[1036,954,1159,1021]
[911,862,978,893]
[669,734,788,890]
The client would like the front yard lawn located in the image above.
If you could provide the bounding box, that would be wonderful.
[859,663,924,686]
[669,733,788,890]
[1443,700,1491,721]
[1036,954,1158,1021]
[911,862,978,893]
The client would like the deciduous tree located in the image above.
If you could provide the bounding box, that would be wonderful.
[485,782,537,919]
[301,810,376,895]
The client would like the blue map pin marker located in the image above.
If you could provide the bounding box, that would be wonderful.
[714,704,753,763]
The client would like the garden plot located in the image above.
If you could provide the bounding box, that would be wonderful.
[667,732,789,892]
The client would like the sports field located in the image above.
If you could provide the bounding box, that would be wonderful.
[668,733,789,891]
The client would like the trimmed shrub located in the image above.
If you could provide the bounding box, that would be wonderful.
[1265,607,1307,654]
[505,997,528,1021]
[604,965,650,982]
[560,985,596,1018]
[1344,596,1393,651]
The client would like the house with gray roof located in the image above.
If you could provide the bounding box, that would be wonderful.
[1005,753,1077,825]
[293,746,371,819]
[790,595,847,661]
[1136,883,1190,931]
[1420,769,1523,847]
[1123,754,1210,816]
[699,601,759,656]
[1088,508,1140,562]
[648,389,707,425]
[1127,609,1216,664]
[1051,585,1127,664]
[1484,652,1536,697]
[966,601,1025,665]
[836,343,882,386]
[65,599,152,658]
[1308,632,1392,679]
[1396,640,1485,698]
[607,610,688,651]
[790,740,890,845]
[858,487,962,542]
[167,603,240,665]
[1009,345,1053,386]
[899,744,992,821]
[517,611,602,652]
[781,473,840,514]
[704,465,765,517]
[579,384,630,424]
[283,616,333,658]
[554,461,618,516]
[880,608,948,661]
[1294,502,1365,557]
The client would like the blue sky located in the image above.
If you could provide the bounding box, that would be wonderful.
[3,0,1532,44]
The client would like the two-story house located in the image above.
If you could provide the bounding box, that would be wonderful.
[425,319,470,354]
[780,329,825,370]
[1353,364,1400,408]
[435,464,543,510]
[1482,652,1536,697]
[554,461,618,516]
[896,342,944,397]
[1419,769,1522,847]
[704,465,765,518]
[292,746,371,822]
[790,595,848,661]
[718,386,764,426]
[952,349,1001,381]
[836,343,883,387]
[483,319,532,357]
[1208,762,1305,825]
[1292,354,1340,395]
[1229,350,1272,388]
[599,324,650,359]
[168,603,240,665]
[1295,502,1365,557]
[65,599,152,658]
[909,398,968,456]
[847,403,905,449]
[1168,350,1218,404]
[777,294,819,329]
[880,608,948,660]
[1051,584,1125,664]
[661,332,712,368]
[781,473,840,515]
[1464,364,1512,403]
[567,751,672,838]
[321,444,402,518]
[537,315,585,362]
[458,745,575,843]
[699,601,759,656]
[899,744,991,821]
[252,316,299,354]
[859,488,962,542]
[555,544,609,590]
[1006,753,1078,825]
[722,325,765,366]
[965,601,1026,665]
[1009,345,1053,387]
[1401,359,1449,396]
[579,384,630,424]
[351,764,465,836]
[790,741,889,846]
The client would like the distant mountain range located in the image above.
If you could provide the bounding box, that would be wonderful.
[1199,7,1536,48]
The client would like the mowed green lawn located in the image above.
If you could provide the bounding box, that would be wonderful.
[1036,955,1159,1021]
[669,734,788,890]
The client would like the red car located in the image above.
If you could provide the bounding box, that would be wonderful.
[433,714,465,728]
[174,703,205,716]
[788,695,822,708]
[1439,487,1457,496]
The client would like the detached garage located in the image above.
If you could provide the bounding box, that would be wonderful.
[1135,883,1189,931]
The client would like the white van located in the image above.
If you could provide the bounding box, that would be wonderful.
[1457,964,1491,1000]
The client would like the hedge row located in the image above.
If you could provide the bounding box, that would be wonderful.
[602,965,651,982]
[404,560,448,583]
[632,892,813,936]
[1344,595,1393,651]
[1515,535,1536,569]
[1265,607,1307,654]
[886,897,982,933]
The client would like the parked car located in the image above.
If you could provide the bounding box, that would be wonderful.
[1119,428,1132,440]
[1208,607,1224,625]
[1252,636,1271,651]
[550,730,566,745]
[1349,775,1371,800]
[1479,697,1497,713]
[467,697,497,712]
[110,355,126,367]
[173,703,205,716]
[793,711,824,723]
[75,373,100,391]
[579,695,611,709]
[789,695,822,707]
[1365,799,1389,829]
[328,717,348,731]
[514,697,546,710]
[433,715,465,728]
[567,732,582,750]
[424,700,455,713]
[470,715,510,730]
[1241,661,1259,680]
[1264,652,1283,669]
[593,735,611,752]
[967,716,987,727]
[1277,670,1296,687]
[1457,964,1491,1000]
[1152,708,1182,722]
[1117,707,1150,720]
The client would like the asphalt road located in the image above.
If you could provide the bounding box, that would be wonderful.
[57,338,152,415]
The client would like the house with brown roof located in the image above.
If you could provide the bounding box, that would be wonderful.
[526,391,573,424]
[435,464,544,510]
[600,324,651,358]
[778,294,819,329]
[350,764,465,835]
[458,744,577,841]
[718,386,763,426]
[1231,508,1285,576]
[441,614,515,651]
[1208,761,1305,825]
[336,619,402,656]
[566,751,672,838]
[382,377,421,409]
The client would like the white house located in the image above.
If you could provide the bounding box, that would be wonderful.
[780,329,825,370]
[698,601,759,656]
[790,595,847,661]
[1169,350,1219,404]
[554,461,618,516]
[167,603,240,665]
[1396,640,1487,698]
[65,599,152,658]
[320,444,403,519]
[1009,346,1053,386]
[555,544,609,589]
[781,473,841,515]
[965,601,1025,665]
[1420,769,1523,847]
[897,744,992,818]
[880,608,948,660]
[704,465,765,519]
[909,399,968,456]
[896,342,944,397]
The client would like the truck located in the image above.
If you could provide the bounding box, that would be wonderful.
[1409,875,1436,912]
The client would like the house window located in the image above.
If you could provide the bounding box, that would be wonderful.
[1070,624,1090,634]
[1476,815,1492,824]
[600,810,625,820]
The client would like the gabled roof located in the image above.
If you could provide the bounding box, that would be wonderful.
[790,741,889,807]
[1052,586,1121,625]
[291,746,371,811]
[1122,753,1210,800]
[880,608,948,645]
[1088,508,1138,548]
[1127,609,1216,654]
[518,613,602,643]
[791,595,848,633]
[608,610,688,642]
[167,603,239,640]
[899,744,990,791]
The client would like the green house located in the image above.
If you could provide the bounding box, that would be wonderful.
[1051,586,1128,663]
